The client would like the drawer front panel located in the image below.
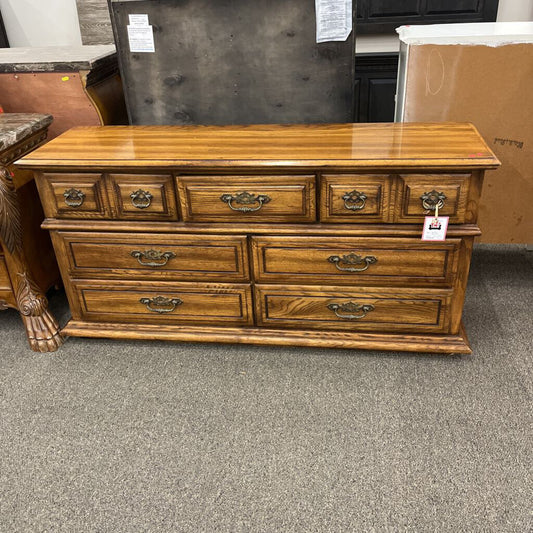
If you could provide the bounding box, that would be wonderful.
[72,280,253,325]
[37,173,110,219]
[177,175,316,222]
[53,232,249,281]
[251,236,460,286]
[396,174,471,223]
[255,285,452,333]
[320,174,393,223]
[107,173,178,221]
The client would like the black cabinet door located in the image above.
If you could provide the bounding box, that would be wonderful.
[354,54,398,123]
[357,0,499,34]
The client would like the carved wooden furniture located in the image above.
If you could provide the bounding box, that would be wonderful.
[18,123,499,354]
[0,45,127,139]
[0,113,62,351]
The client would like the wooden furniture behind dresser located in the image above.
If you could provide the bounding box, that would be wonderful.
[17,123,499,354]
[0,114,62,351]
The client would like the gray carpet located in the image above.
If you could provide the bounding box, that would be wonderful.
[0,245,531,532]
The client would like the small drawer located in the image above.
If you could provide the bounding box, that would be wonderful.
[176,175,316,223]
[71,280,254,326]
[251,236,460,286]
[107,173,178,221]
[255,284,452,333]
[53,232,249,282]
[395,174,471,223]
[320,174,393,223]
[36,173,110,219]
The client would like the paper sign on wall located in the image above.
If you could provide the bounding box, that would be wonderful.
[315,0,352,43]
[127,14,155,53]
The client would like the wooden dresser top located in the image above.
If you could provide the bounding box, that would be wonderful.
[17,122,499,170]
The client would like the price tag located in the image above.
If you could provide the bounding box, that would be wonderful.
[422,203,448,241]
[422,216,449,241]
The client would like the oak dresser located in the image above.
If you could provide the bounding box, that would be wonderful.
[17,123,499,354]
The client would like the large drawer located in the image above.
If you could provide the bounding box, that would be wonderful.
[251,236,461,286]
[71,280,254,326]
[52,232,249,282]
[176,175,316,223]
[255,284,452,333]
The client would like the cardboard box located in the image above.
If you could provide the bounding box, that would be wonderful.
[395,23,533,244]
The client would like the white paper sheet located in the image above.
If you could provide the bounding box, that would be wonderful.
[315,0,352,43]
[127,25,155,53]
[128,14,150,27]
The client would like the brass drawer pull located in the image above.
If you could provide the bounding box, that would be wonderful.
[342,189,367,211]
[327,302,375,320]
[420,190,446,211]
[140,296,183,314]
[220,191,271,212]
[63,188,85,207]
[327,253,377,272]
[130,189,153,209]
[131,249,176,267]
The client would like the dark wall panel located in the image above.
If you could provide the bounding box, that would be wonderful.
[109,0,355,125]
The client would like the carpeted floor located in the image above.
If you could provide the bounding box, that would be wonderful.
[0,244,531,532]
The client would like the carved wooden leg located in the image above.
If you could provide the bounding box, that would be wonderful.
[0,166,63,352]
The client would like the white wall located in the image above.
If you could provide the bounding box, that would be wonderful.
[0,0,82,47]
[497,0,533,21]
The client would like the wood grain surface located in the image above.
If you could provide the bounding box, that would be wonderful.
[251,235,461,286]
[62,320,473,354]
[52,231,249,282]
[24,122,498,354]
[18,123,500,169]
[76,0,114,45]
[254,284,452,333]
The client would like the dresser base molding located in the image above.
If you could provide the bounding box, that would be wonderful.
[62,320,472,354]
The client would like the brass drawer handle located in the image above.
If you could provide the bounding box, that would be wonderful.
[220,191,271,212]
[420,190,446,211]
[342,189,367,211]
[130,189,153,209]
[63,188,85,207]
[131,249,176,267]
[327,253,377,272]
[140,296,183,314]
[327,302,374,320]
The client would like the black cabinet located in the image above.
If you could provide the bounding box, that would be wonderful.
[354,53,398,123]
[356,0,499,34]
